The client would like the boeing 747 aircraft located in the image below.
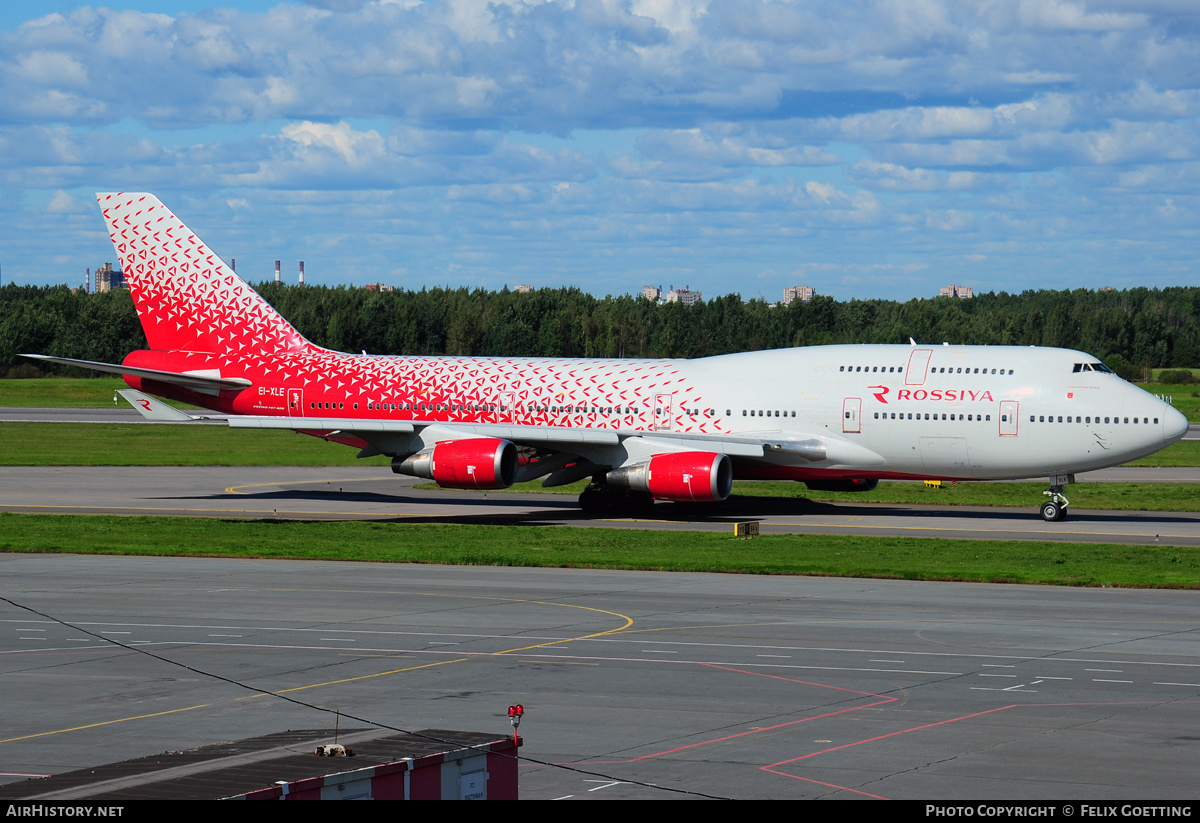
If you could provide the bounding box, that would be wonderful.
[24,193,1190,521]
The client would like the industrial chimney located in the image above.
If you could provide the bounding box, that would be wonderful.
[275,260,281,284]
[299,261,305,287]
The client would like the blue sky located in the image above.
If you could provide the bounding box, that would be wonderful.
[1,1,1197,301]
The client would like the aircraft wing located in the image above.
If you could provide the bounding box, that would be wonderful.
[115,391,877,469]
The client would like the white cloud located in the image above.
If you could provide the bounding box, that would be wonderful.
[0,0,1196,298]
[281,121,386,165]
[15,51,88,87]
[46,190,80,213]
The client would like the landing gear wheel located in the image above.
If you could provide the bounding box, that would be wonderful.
[1041,476,1072,522]
[578,483,654,518]
[578,483,607,515]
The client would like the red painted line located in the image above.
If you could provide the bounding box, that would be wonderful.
[764,704,1018,769]
[702,663,896,699]
[626,698,896,762]
[618,663,898,763]
[759,768,889,799]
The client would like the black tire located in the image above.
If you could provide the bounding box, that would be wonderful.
[578,484,605,515]
[1041,501,1061,522]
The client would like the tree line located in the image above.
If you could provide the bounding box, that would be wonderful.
[4,283,1198,379]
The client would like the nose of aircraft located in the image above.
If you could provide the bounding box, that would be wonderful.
[1163,404,1190,446]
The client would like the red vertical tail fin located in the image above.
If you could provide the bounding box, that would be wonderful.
[97,193,311,356]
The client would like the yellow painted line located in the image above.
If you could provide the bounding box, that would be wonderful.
[0,704,211,744]
[0,591,633,745]
[494,601,634,654]
[235,658,469,699]
[225,477,387,495]
[0,504,448,518]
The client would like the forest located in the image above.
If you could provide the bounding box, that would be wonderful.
[3,283,1198,381]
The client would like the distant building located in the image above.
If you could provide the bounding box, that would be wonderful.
[642,285,661,302]
[664,286,702,306]
[940,284,973,299]
[513,284,534,293]
[782,286,816,305]
[94,262,126,292]
[363,283,395,292]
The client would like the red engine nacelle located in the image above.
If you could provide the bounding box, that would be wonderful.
[606,451,732,502]
[392,438,518,490]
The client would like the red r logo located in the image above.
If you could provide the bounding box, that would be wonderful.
[868,385,889,404]
[139,399,152,411]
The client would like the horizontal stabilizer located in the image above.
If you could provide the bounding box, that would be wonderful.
[20,355,252,393]
[117,390,202,422]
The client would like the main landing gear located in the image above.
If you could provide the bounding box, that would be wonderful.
[1040,475,1073,522]
[578,482,654,517]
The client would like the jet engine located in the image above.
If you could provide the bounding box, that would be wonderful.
[606,452,732,502]
[392,438,518,490]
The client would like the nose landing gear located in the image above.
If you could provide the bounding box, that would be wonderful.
[1041,474,1074,521]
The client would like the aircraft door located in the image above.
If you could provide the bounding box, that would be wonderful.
[287,388,304,417]
[499,392,516,423]
[842,397,862,433]
[654,393,674,431]
[999,400,1019,436]
[905,349,933,386]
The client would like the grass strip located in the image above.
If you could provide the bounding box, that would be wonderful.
[414,479,1200,512]
[2,513,1197,589]
[0,422,390,467]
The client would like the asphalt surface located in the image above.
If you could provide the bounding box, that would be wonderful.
[3,465,1199,548]
[3,408,1199,800]
[2,555,1198,800]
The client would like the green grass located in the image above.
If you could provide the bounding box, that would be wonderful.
[416,478,1200,512]
[743,480,1200,511]
[1125,440,1200,466]
[1143,382,1200,423]
[1,377,143,407]
[0,422,390,466]
[2,513,1197,588]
